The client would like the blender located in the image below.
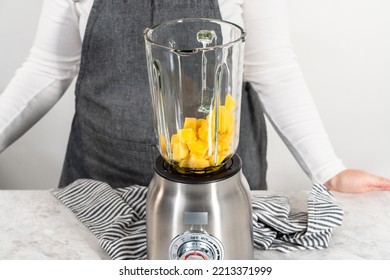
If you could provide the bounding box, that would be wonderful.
[144,18,253,260]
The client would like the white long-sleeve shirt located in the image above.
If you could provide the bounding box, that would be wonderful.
[0,0,346,184]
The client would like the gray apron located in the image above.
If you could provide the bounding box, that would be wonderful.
[59,0,267,190]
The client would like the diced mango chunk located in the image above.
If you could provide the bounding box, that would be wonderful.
[225,93,236,111]
[198,120,214,142]
[171,141,189,162]
[183,117,197,132]
[159,134,167,158]
[187,154,211,169]
[197,118,206,129]
[187,140,209,157]
[177,128,197,144]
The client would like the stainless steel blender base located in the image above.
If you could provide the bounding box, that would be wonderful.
[146,155,254,260]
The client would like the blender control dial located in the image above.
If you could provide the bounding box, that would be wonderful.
[169,231,224,260]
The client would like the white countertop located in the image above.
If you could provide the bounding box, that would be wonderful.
[0,189,389,260]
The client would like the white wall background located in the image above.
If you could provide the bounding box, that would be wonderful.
[0,0,389,190]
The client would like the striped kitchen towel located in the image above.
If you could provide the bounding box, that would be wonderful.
[52,179,343,259]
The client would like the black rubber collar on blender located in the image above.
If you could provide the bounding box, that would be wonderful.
[153,154,242,184]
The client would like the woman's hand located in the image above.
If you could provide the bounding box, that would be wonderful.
[324,169,390,193]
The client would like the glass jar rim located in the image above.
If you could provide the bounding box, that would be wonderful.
[144,18,246,52]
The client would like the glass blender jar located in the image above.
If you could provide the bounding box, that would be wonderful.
[144,18,253,260]
[144,18,246,174]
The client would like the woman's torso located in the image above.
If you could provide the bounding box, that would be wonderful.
[73,0,245,41]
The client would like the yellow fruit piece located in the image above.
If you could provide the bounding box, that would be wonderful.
[225,93,236,111]
[159,134,167,158]
[171,141,189,162]
[171,133,180,145]
[205,105,234,135]
[198,121,214,142]
[187,154,210,169]
[183,117,197,132]
[217,136,230,153]
[177,128,197,144]
[197,118,206,129]
[187,140,209,157]
[217,106,228,134]
[178,158,190,168]
[226,115,235,136]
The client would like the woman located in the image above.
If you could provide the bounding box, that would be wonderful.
[0,0,389,192]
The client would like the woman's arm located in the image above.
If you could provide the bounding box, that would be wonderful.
[242,0,345,184]
[242,0,390,192]
[0,0,82,152]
